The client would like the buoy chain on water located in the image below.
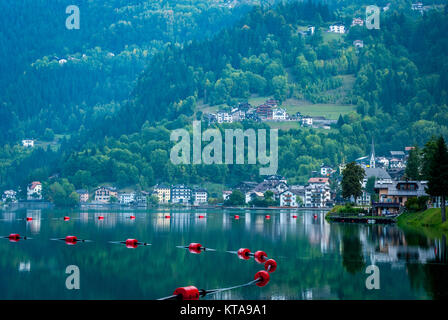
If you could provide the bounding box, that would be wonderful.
[158,244,278,300]
[160,266,275,300]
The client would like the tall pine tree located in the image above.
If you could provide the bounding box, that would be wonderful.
[426,136,448,222]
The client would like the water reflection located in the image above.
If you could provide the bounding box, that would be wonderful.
[0,208,446,299]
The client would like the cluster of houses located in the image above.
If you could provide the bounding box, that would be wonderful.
[74,185,209,207]
[222,175,332,208]
[204,99,335,129]
[1,137,441,213]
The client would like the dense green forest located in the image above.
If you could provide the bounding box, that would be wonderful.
[1,0,447,192]
[0,0,251,142]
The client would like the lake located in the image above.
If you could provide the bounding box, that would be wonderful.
[0,208,447,300]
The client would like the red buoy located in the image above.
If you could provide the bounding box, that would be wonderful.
[254,270,270,287]
[65,236,77,244]
[292,215,297,218]
[26,217,33,221]
[130,215,136,220]
[254,251,268,264]
[8,234,20,242]
[264,259,277,273]
[188,243,202,250]
[234,215,240,219]
[313,214,317,219]
[265,215,271,219]
[173,286,199,300]
[165,215,171,219]
[198,215,205,219]
[64,216,70,221]
[98,216,104,220]
[188,243,202,254]
[237,248,251,260]
[125,239,138,248]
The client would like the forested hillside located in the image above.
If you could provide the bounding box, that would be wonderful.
[1,0,447,192]
[0,0,251,142]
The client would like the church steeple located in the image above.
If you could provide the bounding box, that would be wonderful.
[370,137,376,168]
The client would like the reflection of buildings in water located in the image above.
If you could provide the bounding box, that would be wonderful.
[368,225,408,248]
[80,211,89,223]
[245,212,251,231]
[222,211,229,230]
[193,213,207,230]
[18,261,31,272]
[170,212,193,232]
[254,215,265,234]
[153,213,171,232]
[26,209,41,234]
[304,211,332,253]
[117,211,138,225]
[302,289,313,300]
[210,290,238,300]
[360,225,437,266]
[301,286,335,300]
[2,211,16,221]
[94,212,117,228]
[368,245,436,266]
[271,295,287,300]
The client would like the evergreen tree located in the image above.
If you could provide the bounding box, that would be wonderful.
[336,114,345,128]
[405,146,421,180]
[341,162,365,202]
[425,136,448,222]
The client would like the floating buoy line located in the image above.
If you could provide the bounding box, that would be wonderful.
[158,245,277,300]
[1,213,281,298]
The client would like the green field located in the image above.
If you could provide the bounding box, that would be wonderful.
[322,31,345,43]
[197,94,356,122]
[283,103,355,119]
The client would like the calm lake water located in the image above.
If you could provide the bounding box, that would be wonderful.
[0,208,447,300]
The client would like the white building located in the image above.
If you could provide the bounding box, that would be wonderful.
[231,108,246,122]
[119,192,135,205]
[222,190,232,201]
[216,112,233,123]
[304,185,331,208]
[22,139,34,147]
[280,190,298,207]
[351,18,364,27]
[301,116,313,127]
[272,108,287,120]
[356,190,371,206]
[27,181,42,200]
[192,188,208,205]
[2,190,18,203]
[390,158,405,169]
[171,185,192,204]
[329,25,345,34]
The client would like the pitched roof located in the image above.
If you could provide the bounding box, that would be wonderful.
[364,168,391,180]
[28,181,41,190]
[308,177,329,184]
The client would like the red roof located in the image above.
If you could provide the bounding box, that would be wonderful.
[308,177,329,184]
[29,181,41,190]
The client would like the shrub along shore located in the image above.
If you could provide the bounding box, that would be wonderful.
[397,208,448,234]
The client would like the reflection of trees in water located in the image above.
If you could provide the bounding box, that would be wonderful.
[341,227,365,274]
[407,235,448,299]
[423,235,448,299]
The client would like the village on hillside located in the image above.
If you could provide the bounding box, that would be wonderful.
[1,138,439,217]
